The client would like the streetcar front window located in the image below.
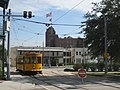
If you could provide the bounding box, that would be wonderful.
[32,56,36,64]
[37,57,41,63]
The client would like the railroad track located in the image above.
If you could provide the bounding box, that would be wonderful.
[29,70,120,90]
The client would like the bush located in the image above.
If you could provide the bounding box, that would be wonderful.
[89,62,97,72]
[0,61,2,79]
[97,61,105,72]
[58,63,63,66]
[112,63,120,71]
[73,64,82,71]
[82,63,90,71]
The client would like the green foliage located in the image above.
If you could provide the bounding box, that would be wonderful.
[58,63,63,66]
[0,45,7,62]
[82,0,120,59]
[89,62,97,72]
[73,62,97,72]
[112,63,120,71]
[73,64,82,71]
[82,62,90,71]
[0,61,2,79]
[97,61,105,71]
[0,45,2,60]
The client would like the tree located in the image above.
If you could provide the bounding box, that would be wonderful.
[0,45,7,62]
[0,45,2,60]
[82,0,120,60]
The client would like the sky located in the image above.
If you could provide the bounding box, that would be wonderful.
[0,0,102,47]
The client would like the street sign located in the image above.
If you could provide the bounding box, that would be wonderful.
[78,69,86,78]
[103,53,110,58]
[0,0,9,9]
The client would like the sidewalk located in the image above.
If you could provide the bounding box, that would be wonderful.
[0,76,46,90]
[0,68,45,90]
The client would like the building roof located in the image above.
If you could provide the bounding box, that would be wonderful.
[46,26,56,34]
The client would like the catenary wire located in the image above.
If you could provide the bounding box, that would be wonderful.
[13,20,44,34]
[53,0,86,23]
[13,18,82,27]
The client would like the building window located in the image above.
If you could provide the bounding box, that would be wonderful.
[57,52,59,56]
[76,51,78,55]
[53,52,54,56]
[79,51,81,55]
[64,52,66,56]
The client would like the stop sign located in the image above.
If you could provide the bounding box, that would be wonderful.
[78,69,86,78]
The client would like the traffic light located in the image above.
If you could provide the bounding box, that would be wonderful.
[23,11,33,18]
[23,11,27,18]
[28,11,32,18]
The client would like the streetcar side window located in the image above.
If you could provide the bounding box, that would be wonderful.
[31,56,36,64]
[37,57,41,63]
[25,56,31,64]
[17,57,23,64]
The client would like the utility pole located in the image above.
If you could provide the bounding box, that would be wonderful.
[0,8,34,79]
[0,0,10,80]
[82,38,85,64]
[104,14,108,75]
[6,9,11,80]
[2,3,6,80]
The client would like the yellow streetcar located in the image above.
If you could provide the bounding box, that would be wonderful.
[16,52,42,74]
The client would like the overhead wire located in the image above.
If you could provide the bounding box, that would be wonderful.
[11,0,86,42]
[12,0,86,36]
[11,20,19,41]
[23,35,36,42]
[13,18,84,38]
[13,18,82,27]
[51,0,86,36]
[12,18,44,46]
[11,20,21,46]
[53,0,86,23]
[13,20,44,35]
[59,26,83,36]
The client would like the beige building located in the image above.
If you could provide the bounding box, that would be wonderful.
[10,46,91,67]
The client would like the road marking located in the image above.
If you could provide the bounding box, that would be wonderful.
[39,85,51,90]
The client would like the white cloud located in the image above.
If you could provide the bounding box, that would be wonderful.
[44,0,102,12]
[8,0,102,15]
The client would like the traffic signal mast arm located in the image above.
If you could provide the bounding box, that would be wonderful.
[23,11,34,18]
[0,11,34,18]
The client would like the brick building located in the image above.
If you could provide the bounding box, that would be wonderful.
[46,26,84,48]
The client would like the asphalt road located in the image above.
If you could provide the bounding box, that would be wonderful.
[0,66,120,90]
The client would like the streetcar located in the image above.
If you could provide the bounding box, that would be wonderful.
[16,52,42,74]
